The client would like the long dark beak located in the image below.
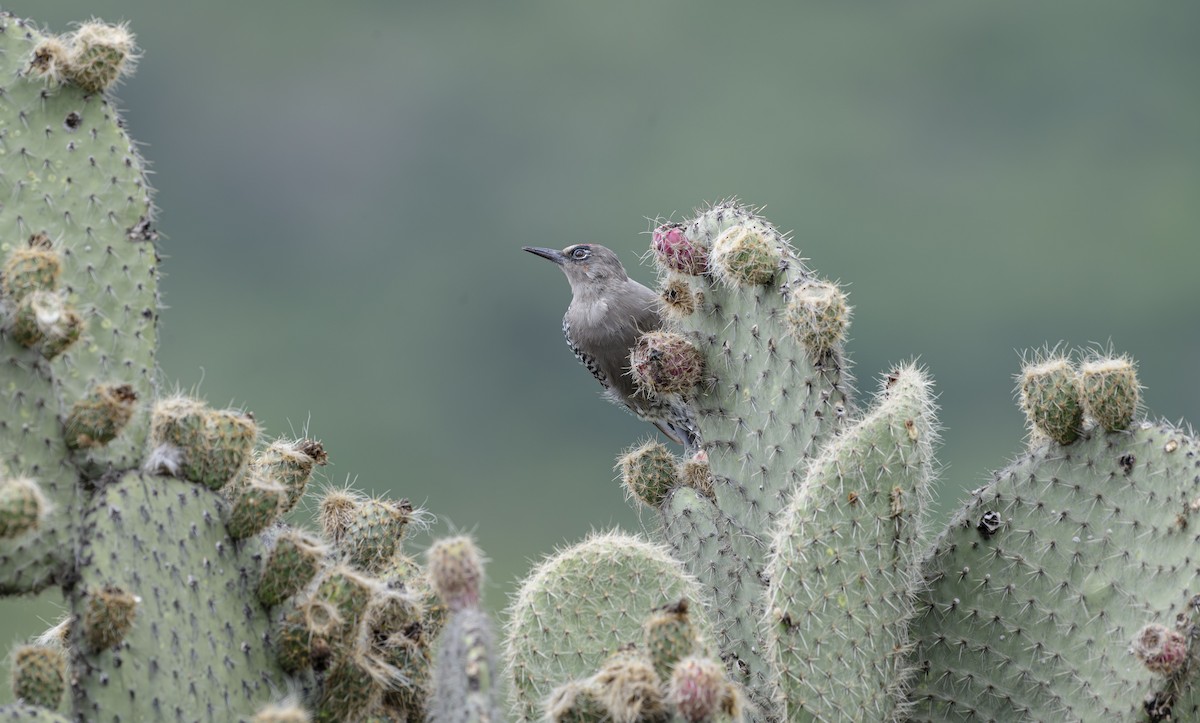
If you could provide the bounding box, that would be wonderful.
[523,246,565,265]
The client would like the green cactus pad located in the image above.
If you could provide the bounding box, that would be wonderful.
[1080,356,1140,432]
[505,531,709,722]
[0,13,159,483]
[766,363,937,721]
[9,644,66,709]
[2,237,61,301]
[225,474,285,539]
[785,279,851,356]
[619,440,680,509]
[343,498,413,573]
[908,419,1200,721]
[256,438,327,514]
[313,565,377,642]
[0,478,45,540]
[258,530,327,608]
[149,398,258,490]
[315,655,379,723]
[61,22,137,94]
[70,471,284,718]
[62,382,137,450]
[1019,355,1084,445]
[644,599,697,681]
[649,201,854,711]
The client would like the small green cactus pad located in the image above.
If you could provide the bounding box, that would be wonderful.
[258,530,327,608]
[69,471,284,719]
[0,477,45,540]
[908,418,1200,721]
[0,704,71,722]
[644,599,698,680]
[62,382,137,450]
[766,364,937,722]
[343,497,413,573]
[255,438,327,514]
[1019,355,1084,445]
[314,654,378,723]
[0,13,159,473]
[1079,356,1140,432]
[505,531,710,722]
[619,440,680,509]
[10,644,66,709]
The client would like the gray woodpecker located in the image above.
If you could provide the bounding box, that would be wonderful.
[523,243,699,449]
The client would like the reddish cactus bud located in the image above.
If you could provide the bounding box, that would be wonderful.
[1133,623,1189,676]
[653,223,708,275]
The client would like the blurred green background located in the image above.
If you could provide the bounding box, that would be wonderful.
[2,0,1198,703]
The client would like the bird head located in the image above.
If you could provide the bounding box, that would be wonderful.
[523,244,629,294]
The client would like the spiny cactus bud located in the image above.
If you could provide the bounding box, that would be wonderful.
[545,680,606,723]
[365,588,423,637]
[3,235,61,300]
[661,278,698,318]
[82,585,139,651]
[653,222,708,276]
[710,224,781,287]
[10,644,66,709]
[9,290,84,358]
[224,474,285,540]
[0,477,46,539]
[258,530,327,608]
[428,535,484,612]
[644,599,697,680]
[619,440,679,508]
[630,331,704,397]
[257,438,327,514]
[679,454,715,502]
[64,21,136,94]
[314,565,377,636]
[275,602,325,673]
[786,279,851,355]
[668,656,738,723]
[343,498,414,573]
[1019,356,1083,445]
[1080,356,1139,432]
[1133,623,1189,676]
[318,487,364,545]
[29,37,70,83]
[148,398,257,489]
[592,649,667,723]
[64,383,137,450]
[316,653,379,722]
[251,701,311,723]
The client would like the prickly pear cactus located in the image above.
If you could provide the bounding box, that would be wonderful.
[0,11,502,722]
[507,199,1200,723]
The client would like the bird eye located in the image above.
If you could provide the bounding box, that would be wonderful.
[570,246,591,260]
